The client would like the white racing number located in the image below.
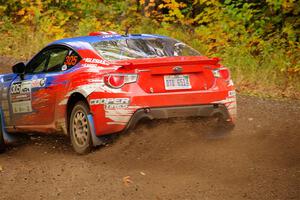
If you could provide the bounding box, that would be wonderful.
[10,82,21,94]
[10,81,32,113]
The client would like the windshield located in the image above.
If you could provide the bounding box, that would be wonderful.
[91,37,201,61]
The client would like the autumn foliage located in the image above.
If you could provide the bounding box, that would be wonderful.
[0,0,299,98]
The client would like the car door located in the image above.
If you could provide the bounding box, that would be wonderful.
[10,46,70,127]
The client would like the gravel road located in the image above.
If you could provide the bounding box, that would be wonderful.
[0,95,299,200]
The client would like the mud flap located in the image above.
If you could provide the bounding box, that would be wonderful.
[0,108,19,144]
[87,114,103,147]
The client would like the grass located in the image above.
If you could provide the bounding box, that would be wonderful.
[0,23,299,100]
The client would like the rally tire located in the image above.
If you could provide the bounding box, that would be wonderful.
[69,101,93,154]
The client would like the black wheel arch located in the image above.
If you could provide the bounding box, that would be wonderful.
[66,92,90,134]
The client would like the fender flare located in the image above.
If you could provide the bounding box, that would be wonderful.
[65,93,103,147]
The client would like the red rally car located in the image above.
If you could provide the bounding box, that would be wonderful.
[0,31,237,154]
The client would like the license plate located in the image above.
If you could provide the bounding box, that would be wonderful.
[164,75,191,90]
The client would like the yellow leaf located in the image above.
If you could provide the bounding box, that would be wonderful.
[17,9,25,16]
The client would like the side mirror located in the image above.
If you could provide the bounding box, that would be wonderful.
[12,62,26,74]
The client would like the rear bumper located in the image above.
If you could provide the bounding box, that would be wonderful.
[125,104,231,131]
[89,103,234,146]
[89,81,237,136]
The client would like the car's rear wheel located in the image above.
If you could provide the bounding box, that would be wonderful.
[0,117,6,153]
[70,101,92,154]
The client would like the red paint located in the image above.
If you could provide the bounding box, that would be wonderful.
[6,49,236,136]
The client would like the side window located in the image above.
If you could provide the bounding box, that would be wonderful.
[46,48,69,72]
[26,51,49,74]
[26,46,81,74]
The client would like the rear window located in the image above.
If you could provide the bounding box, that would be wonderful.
[91,37,201,61]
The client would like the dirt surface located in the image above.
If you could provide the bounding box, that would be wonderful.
[0,95,299,200]
[0,56,21,74]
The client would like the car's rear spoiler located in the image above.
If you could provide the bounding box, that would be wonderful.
[112,57,221,69]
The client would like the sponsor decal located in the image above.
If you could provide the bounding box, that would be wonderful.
[83,58,109,65]
[90,98,130,109]
[10,81,32,113]
[82,64,121,72]
[31,78,46,88]
[82,63,98,68]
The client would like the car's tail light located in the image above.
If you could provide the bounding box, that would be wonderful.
[104,74,138,88]
[212,68,230,80]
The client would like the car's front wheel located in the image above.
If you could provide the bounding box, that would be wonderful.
[70,101,93,154]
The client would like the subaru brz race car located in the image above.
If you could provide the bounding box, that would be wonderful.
[0,31,236,154]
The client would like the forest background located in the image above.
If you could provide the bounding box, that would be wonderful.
[0,0,299,98]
